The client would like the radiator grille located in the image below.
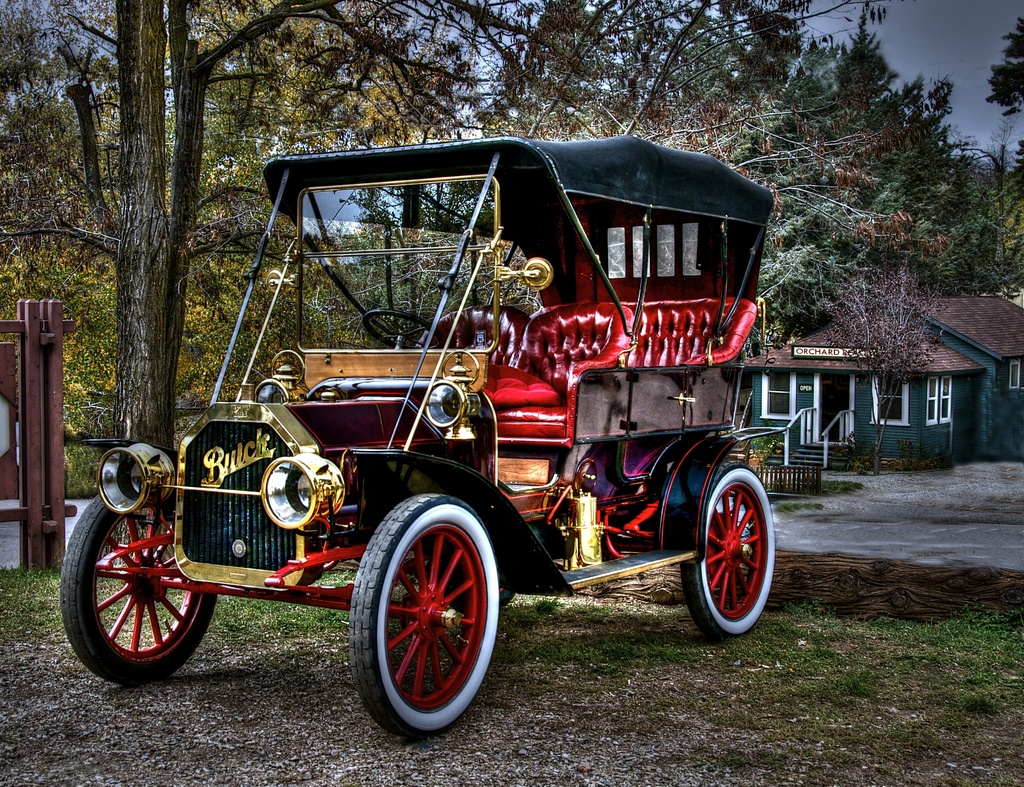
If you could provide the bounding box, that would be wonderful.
[180,420,296,571]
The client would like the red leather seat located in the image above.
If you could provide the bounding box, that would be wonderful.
[493,302,632,442]
[433,305,529,366]
[487,364,561,410]
[626,298,757,367]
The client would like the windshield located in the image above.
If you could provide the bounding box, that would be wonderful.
[298,178,498,350]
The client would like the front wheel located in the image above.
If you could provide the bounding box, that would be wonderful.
[681,465,775,640]
[60,498,217,685]
[349,494,499,737]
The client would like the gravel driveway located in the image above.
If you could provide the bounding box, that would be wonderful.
[774,462,1024,570]
[3,463,1023,786]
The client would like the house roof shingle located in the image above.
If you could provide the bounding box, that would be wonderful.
[929,296,1024,359]
[750,329,984,375]
[750,296,1023,373]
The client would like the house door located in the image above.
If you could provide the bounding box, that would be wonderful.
[819,374,852,440]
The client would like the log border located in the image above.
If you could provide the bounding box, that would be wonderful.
[580,551,1024,621]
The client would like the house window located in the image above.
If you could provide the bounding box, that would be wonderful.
[872,378,910,426]
[1011,358,1021,390]
[763,371,794,418]
[926,376,952,425]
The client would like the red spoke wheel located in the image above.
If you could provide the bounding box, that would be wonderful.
[60,498,216,685]
[350,494,498,737]
[682,465,775,640]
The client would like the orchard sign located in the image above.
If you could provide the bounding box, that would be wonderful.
[791,345,863,360]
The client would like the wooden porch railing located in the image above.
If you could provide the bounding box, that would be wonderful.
[781,407,817,466]
[822,409,856,468]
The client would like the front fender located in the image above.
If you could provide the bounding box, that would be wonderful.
[658,435,738,555]
[353,450,571,596]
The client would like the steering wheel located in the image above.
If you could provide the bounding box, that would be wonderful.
[362,308,431,348]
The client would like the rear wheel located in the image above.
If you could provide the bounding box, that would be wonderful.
[60,498,217,684]
[682,465,775,640]
[349,494,498,737]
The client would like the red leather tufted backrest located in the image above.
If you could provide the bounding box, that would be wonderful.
[518,302,630,393]
[627,298,756,367]
[434,305,530,366]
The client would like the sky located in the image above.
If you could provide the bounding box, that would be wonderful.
[807,0,1022,152]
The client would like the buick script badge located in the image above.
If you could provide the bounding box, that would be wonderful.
[202,428,276,488]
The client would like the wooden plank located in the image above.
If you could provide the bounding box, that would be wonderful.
[0,506,75,523]
[497,457,550,486]
[0,343,16,500]
[18,300,46,568]
[42,300,68,565]
[0,319,73,335]
[304,349,489,391]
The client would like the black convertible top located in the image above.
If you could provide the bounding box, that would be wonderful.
[263,136,774,226]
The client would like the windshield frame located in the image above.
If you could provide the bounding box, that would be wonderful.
[295,175,502,354]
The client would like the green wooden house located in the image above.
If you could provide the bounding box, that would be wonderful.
[747,297,1024,465]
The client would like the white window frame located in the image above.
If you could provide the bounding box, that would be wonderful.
[1010,358,1021,390]
[762,371,796,419]
[926,375,952,426]
[872,378,910,427]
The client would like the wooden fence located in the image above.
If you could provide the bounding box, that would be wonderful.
[0,300,76,568]
[755,464,822,496]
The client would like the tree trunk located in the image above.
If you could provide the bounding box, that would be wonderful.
[114,0,174,445]
[113,0,212,447]
[63,80,107,221]
[165,5,211,433]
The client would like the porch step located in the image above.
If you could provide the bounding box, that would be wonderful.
[765,443,825,468]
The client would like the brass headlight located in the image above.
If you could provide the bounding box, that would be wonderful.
[96,443,174,514]
[425,381,467,430]
[425,380,480,439]
[261,454,345,529]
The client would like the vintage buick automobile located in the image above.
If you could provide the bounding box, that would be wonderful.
[61,136,777,737]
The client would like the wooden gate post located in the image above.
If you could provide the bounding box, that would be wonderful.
[18,300,45,566]
[2,300,77,568]
[42,299,71,567]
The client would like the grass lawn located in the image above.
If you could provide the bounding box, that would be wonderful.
[3,567,1023,785]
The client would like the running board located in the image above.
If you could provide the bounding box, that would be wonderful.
[562,549,697,590]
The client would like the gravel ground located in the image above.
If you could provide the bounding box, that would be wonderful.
[3,463,1023,786]
[774,462,1024,570]
[816,462,1023,515]
[1,637,742,787]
